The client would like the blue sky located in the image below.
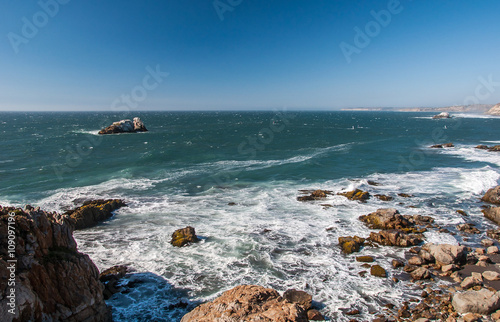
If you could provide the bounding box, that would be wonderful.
[1,0,500,111]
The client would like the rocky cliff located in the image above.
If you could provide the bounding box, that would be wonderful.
[487,103,500,116]
[0,205,111,322]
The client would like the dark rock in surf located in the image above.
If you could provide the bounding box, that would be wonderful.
[98,117,148,135]
[338,236,365,254]
[338,189,370,202]
[482,186,500,205]
[369,230,423,247]
[359,208,412,230]
[430,143,454,148]
[100,265,129,300]
[283,289,313,311]
[64,199,126,230]
[297,189,330,201]
[171,226,200,247]
[432,112,451,119]
[375,194,393,201]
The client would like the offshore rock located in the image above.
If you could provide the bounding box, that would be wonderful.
[430,143,454,148]
[432,112,451,119]
[338,189,370,202]
[171,226,200,247]
[482,186,500,205]
[370,265,387,277]
[64,199,126,230]
[180,285,308,322]
[338,236,365,254]
[98,117,148,134]
[297,189,330,201]
[359,208,412,230]
[0,205,111,322]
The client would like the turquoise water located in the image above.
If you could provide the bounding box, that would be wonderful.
[1,111,500,320]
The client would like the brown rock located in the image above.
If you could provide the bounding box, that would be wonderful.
[371,265,387,277]
[100,265,128,300]
[482,271,500,281]
[180,285,308,322]
[463,313,481,322]
[0,206,111,321]
[338,189,370,201]
[481,239,495,247]
[307,309,324,321]
[99,117,148,135]
[392,259,404,268]
[422,243,467,266]
[411,267,431,280]
[64,199,126,230]
[359,208,413,230]
[283,289,312,311]
[398,193,413,198]
[482,186,500,205]
[456,210,468,216]
[375,194,393,201]
[489,145,500,152]
[488,246,500,254]
[369,229,422,247]
[356,256,374,263]
[456,223,480,234]
[338,236,365,254]
[476,144,489,150]
[171,226,199,247]
[409,256,425,266]
[297,189,330,201]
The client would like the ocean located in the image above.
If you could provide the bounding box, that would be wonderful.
[1,111,500,321]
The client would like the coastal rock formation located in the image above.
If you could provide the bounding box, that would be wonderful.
[297,189,330,201]
[486,103,500,116]
[369,230,422,247]
[359,208,411,230]
[432,112,451,119]
[338,236,365,254]
[430,143,454,148]
[64,199,126,230]
[452,289,500,314]
[0,205,111,321]
[100,265,129,300]
[421,243,467,266]
[338,189,370,201]
[98,117,148,134]
[171,226,200,247]
[483,207,500,226]
[180,285,309,322]
[482,186,500,205]
[370,265,387,277]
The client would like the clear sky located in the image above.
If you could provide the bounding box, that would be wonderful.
[1,0,500,111]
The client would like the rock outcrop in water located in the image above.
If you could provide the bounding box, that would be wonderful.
[0,205,111,321]
[181,285,320,321]
[63,199,126,230]
[432,112,451,119]
[171,226,200,247]
[98,117,148,134]
[337,189,370,202]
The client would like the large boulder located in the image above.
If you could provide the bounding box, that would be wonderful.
[338,236,365,254]
[180,285,308,322]
[0,206,111,321]
[359,208,412,230]
[64,199,126,230]
[482,186,500,205]
[421,243,467,266]
[171,226,200,247]
[338,189,370,201]
[369,230,422,247]
[483,207,500,226]
[452,289,500,314]
[98,117,148,135]
[432,112,451,119]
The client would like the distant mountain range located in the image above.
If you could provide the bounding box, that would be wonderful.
[342,104,500,115]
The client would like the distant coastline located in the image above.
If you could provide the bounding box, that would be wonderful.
[341,104,495,113]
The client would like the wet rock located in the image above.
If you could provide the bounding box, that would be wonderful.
[359,208,412,230]
[441,264,459,273]
[398,193,413,198]
[369,229,422,247]
[430,143,454,148]
[100,265,129,300]
[392,259,404,268]
[483,207,500,226]
[432,112,451,119]
[283,289,312,311]
[481,239,495,247]
[411,267,431,280]
[367,180,380,186]
[422,243,467,266]
[180,285,308,321]
[456,223,480,234]
[375,194,393,201]
[64,199,127,230]
[338,189,370,202]
[476,144,489,150]
[99,117,148,134]
[370,265,387,277]
[356,256,374,263]
[409,256,425,266]
[307,309,324,321]
[488,246,499,254]
[456,210,468,216]
[482,186,500,205]
[297,189,330,201]
[338,236,365,254]
[489,145,500,152]
[171,226,200,247]
[0,206,111,321]
[460,275,483,289]
[452,288,500,314]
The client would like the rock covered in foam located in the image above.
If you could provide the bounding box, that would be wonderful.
[432,112,451,119]
[98,117,148,134]
[0,205,111,321]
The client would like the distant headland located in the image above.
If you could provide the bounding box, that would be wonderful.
[342,103,500,115]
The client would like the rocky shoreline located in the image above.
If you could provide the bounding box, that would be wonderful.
[2,182,500,320]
